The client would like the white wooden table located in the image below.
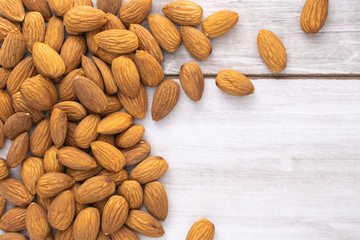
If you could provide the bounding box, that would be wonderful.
[1,0,360,239]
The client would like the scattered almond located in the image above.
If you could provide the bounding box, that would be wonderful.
[47,190,75,230]
[144,181,168,221]
[58,69,84,101]
[186,218,215,240]
[118,83,148,119]
[11,92,44,124]
[94,29,139,54]
[22,0,52,21]
[20,157,44,195]
[97,111,133,135]
[75,176,116,204]
[0,16,21,41]
[60,35,87,74]
[81,55,105,91]
[0,90,14,122]
[119,0,152,27]
[67,164,103,182]
[116,124,145,148]
[36,172,74,198]
[103,13,126,31]
[50,108,67,148]
[0,178,34,206]
[122,140,151,166]
[44,16,65,52]
[57,146,97,170]
[98,168,128,186]
[181,26,212,60]
[6,57,36,96]
[4,112,32,140]
[0,158,10,179]
[163,0,203,26]
[118,180,143,210]
[23,12,45,52]
[93,56,118,95]
[102,195,129,235]
[53,101,87,122]
[300,0,328,33]
[26,203,51,240]
[44,146,65,173]
[48,0,73,17]
[73,208,100,240]
[111,226,140,240]
[0,68,11,89]
[180,62,205,101]
[29,118,52,157]
[125,210,165,238]
[97,0,122,15]
[216,69,255,96]
[112,56,141,97]
[0,0,25,22]
[0,207,27,232]
[202,11,239,38]
[6,132,29,168]
[74,114,100,149]
[134,50,164,87]
[129,156,169,184]
[0,30,26,68]
[91,141,126,172]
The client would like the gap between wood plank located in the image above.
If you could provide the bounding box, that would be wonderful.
[165,74,360,80]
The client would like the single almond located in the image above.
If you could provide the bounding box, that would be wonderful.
[129,156,168,184]
[186,218,215,240]
[119,0,152,27]
[97,134,115,146]
[7,57,36,96]
[26,203,51,240]
[20,157,44,195]
[180,62,204,101]
[112,226,140,240]
[98,168,128,186]
[48,190,75,230]
[4,112,32,140]
[300,0,328,33]
[118,83,148,119]
[0,16,21,42]
[216,69,254,96]
[48,0,73,16]
[0,178,33,206]
[94,29,139,54]
[0,30,26,68]
[59,68,84,101]
[97,111,133,135]
[57,146,97,170]
[44,16,65,52]
[116,124,145,148]
[53,101,87,122]
[0,233,29,240]
[60,35,87,74]
[134,50,164,87]
[103,13,126,31]
[118,180,143,210]
[22,0,52,21]
[100,95,123,116]
[163,0,203,26]
[44,146,65,173]
[73,208,100,240]
[67,165,103,182]
[181,26,212,60]
[0,90,14,122]
[12,92,44,124]
[0,158,10,180]
[70,183,90,215]
[74,0,94,7]
[81,55,104,91]
[125,210,164,238]
[112,56,141,97]
[64,6,108,33]
[36,172,74,198]
[50,108,67,148]
[97,0,121,15]
[202,11,239,38]
[151,79,181,121]
[54,223,74,240]
[91,141,126,172]
[122,140,151,166]
[0,0,25,22]
[102,195,129,235]
[0,207,27,232]
[36,196,54,213]
[75,176,116,204]
[23,12,45,52]
[0,68,10,89]
[74,114,100,149]
[93,56,118,95]
[29,118,52,157]
[144,181,168,221]
[6,132,29,168]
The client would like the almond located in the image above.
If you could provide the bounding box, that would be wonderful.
[54,223,74,240]
[44,16,65,52]
[97,229,110,240]
[300,0,328,33]
[91,141,126,172]
[81,55,104,91]
[98,168,128,186]
[23,12,45,52]
[180,62,204,101]
[97,50,134,65]
[0,178,33,206]
[29,118,52,157]
[44,146,65,173]
[0,122,4,150]
[163,0,203,26]
[74,76,108,113]
[112,56,141,97]
[116,124,145,148]
[91,199,108,215]
[134,50,164,87]
[48,190,75,230]
[93,56,118,95]
[129,156,168,184]
[73,208,100,240]
[125,210,165,238]
[64,6,108,33]
[76,176,116,204]
[48,0,72,16]
[0,0,25,22]
[119,0,152,27]
[20,157,44,195]
[0,16,21,41]
[60,35,87,74]
[94,29,139,54]
[111,226,140,240]
[59,68,84,101]
[100,95,123,116]
[0,158,9,179]
[0,90,14,122]
[118,83,148,119]
[0,68,10,89]
[181,26,212,60]
[53,101,88,122]
[64,122,78,148]
[97,134,115,145]
[86,28,102,56]
[67,165,103,182]
[7,57,36,96]
[186,218,215,240]
[102,195,129,235]
[122,140,151,166]
[144,181,168,221]
[74,114,100,148]
[202,11,239,38]
[12,92,44,124]
[148,14,182,52]
[4,112,32,140]
[103,13,126,31]
[118,180,143,210]
[0,233,29,240]
[32,42,66,78]
[0,30,26,68]
[71,183,90,215]
[22,0,52,21]
[97,111,133,135]
[74,0,94,7]
[152,79,180,121]
[26,203,51,240]
[129,24,163,63]
[216,69,254,96]
[57,146,97,170]
[50,108,68,148]
[6,132,28,168]
[97,0,122,15]
[37,196,54,213]
[0,207,27,232]
[36,172,74,198]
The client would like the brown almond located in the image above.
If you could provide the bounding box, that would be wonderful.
[91,141,126,172]
[86,28,102,56]
[54,223,74,240]
[98,168,128,186]
[44,16,65,52]
[118,83,148,119]
[0,122,4,150]
[0,67,11,89]
[12,92,43,124]
[0,0,25,22]
[0,30,26,68]
[148,14,181,52]
[151,79,181,121]
[36,172,74,198]
[163,0,203,26]
[0,207,27,232]
[97,134,115,145]
[112,56,140,97]
[125,210,164,238]
[26,203,51,240]
[0,233,29,240]
[20,157,44,195]
[6,132,29,168]
[22,0,52,21]
[37,196,54,213]
[67,165,103,182]
[48,190,75,230]
[144,181,168,221]
[97,50,134,65]
[216,69,255,96]
[64,122,78,148]
[97,111,133,135]
[119,0,152,27]
[93,56,118,95]
[0,178,33,206]
[97,0,121,15]
[82,55,105,91]
[103,13,126,31]
[122,140,151,166]
[73,208,100,240]
[181,26,212,60]
[76,176,116,204]
[59,69,84,101]
[0,90,14,122]
[91,199,108,215]
[134,50,164,87]
[118,180,143,210]
[116,124,145,148]
[50,108,67,148]
[94,29,139,54]
[300,0,328,33]
[70,183,89,215]
[4,112,32,140]
[57,146,97,170]
[111,226,139,240]
[129,156,168,184]
[74,114,100,149]
[100,95,123,117]
[60,35,87,74]
[30,118,52,157]
[102,195,129,235]
[53,101,87,122]
[7,57,36,96]
[179,62,204,101]
[202,11,239,38]
[48,0,72,16]
[74,0,94,7]
[64,6,108,33]
[186,218,215,240]
[23,12,45,52]
[0,158,9,179]
[0,16,21,42]
[44,146,65,173]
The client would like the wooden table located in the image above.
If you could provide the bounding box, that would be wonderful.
[1,1,360,239]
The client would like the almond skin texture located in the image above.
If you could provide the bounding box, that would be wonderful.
[0,158,10,179]
[20,157,44,195]
[59,69,85,101]
[23,12,45,52]
[116,124,145,148]
[73,208,100,240]
[91,199,108,215]
[57,146,97,170]
[257,29,287,73]
[202,11,239,38]
[152,79,181,121]
[74,76,108,113]
[118,180,143,210]
[93,57,118,95]
[186,218,215,240]
[181,26,212,60]
[94,29,139,54]
[129,24,163,63]
[71,183,90,215]
[162,0,203,26]
[125,210,164,238]
[67,165,103,182]
[32,42,66,78]
[74,0,94,7]
[97,111,133,135]
[4,112,32,140]
[54,223,74,240]
[50,108,67,148]
[26,203,51,240]
[36,172,75,198]
[0,30,26,68]
[119,0,152,27]
[64,6,108,34]
[112,226,139,240]
[0,67,11,89]
[48,190,75,230]
[98,168,128,186]
[0,0,25,22]
[97,134,115,146]
[7,57,36,96]
[6,132,28,168]
[0,178,33,206]
[180,62,204,101]
[300,0,328,33]
[216,69,255,96]
[30,118,52,157]
[81,55,105,91]
[144,181,168,221]
[118,83,148,119]
[100,95,123,117]
[48,0,73,17]
[103,13,126,30]
[60,35,87,74]
[0,17,21,42]
[134,50,164,87]
[102,195,129,235]
[53,101,87,122]
[44,16,65,52]
[64,122,79,148]
[130,156,169,184]
[76,176,116,204]
[112,56,141,97]
[12,92,43,124]
[22,0,52,21]
[91,141,126,172]
[0,207,27,232]
[74,114,100,148]
[0,233,29,240]
[0,91,14,122]
[148,14,182,52]
[97,0,122,15]
[44,146,65,173]
[36,196,54,213]
[122,140,151,166]
[0,122,4,150]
